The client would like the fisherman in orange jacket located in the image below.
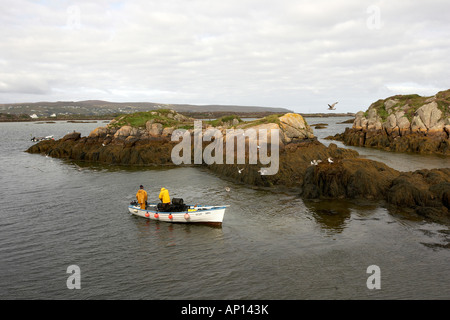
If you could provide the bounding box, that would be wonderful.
[136,185,148,209]
[159,187,171,211]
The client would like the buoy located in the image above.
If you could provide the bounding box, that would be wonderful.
[184,213,190,220]
[154,213,159,219]
[168,214,173,219]
[145,212,150,217]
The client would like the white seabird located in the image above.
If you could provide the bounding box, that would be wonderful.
[258,168,268,175]
[328,102,338,110]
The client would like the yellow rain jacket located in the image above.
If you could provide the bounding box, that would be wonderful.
[159,188,171,204]
[136,189,148,209]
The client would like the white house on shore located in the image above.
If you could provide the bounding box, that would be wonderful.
[30,114,39,119]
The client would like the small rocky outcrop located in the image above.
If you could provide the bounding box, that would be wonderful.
[327,90,450,155]
[300,159,450,224]
[62,131,81,141]
[223,113,315,146]
[278,113,315,142]
[301,158,398,200]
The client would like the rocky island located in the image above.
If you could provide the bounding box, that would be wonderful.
[327,89,450,155]
[26,109,358,186]
[27,108,450,224]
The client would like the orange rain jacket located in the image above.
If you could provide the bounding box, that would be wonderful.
[159,188,171,204]
[136,189,148,207]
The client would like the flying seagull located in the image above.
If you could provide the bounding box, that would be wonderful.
[328,157,334,164]
[238,168,244,174]
[328,102,338,110]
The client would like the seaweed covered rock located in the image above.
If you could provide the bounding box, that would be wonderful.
[301,160,450,224]
[26,112,317,167]
[208,141,359,189]
[301,158,399,200]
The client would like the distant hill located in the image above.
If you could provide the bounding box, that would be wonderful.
[0,100,292,118]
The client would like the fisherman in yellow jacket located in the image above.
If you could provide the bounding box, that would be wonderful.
[159,187,171,211]
[136,185,148,209]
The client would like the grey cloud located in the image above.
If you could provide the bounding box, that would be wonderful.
[0,0,449,112]
[0,73,51,95]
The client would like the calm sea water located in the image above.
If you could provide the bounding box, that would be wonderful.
[0,118,449,300]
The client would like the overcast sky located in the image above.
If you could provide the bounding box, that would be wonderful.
[0,0,449,113]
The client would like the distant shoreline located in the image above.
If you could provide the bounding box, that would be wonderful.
[0,111,355,122]
[301,113,355,118]
[0,117,113,123]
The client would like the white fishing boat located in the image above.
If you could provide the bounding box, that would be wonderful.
[128,199,228,225]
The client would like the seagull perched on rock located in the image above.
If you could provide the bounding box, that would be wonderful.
[328,102,338,110]
[258,168,268,175]
[225,187,231,192]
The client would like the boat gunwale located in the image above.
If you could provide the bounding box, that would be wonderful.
[128,204,228,214]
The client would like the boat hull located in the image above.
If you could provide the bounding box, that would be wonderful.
[128,205,226,225]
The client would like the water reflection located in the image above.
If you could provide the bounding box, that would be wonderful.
[304,199,352,234]
[130,213,225,248]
